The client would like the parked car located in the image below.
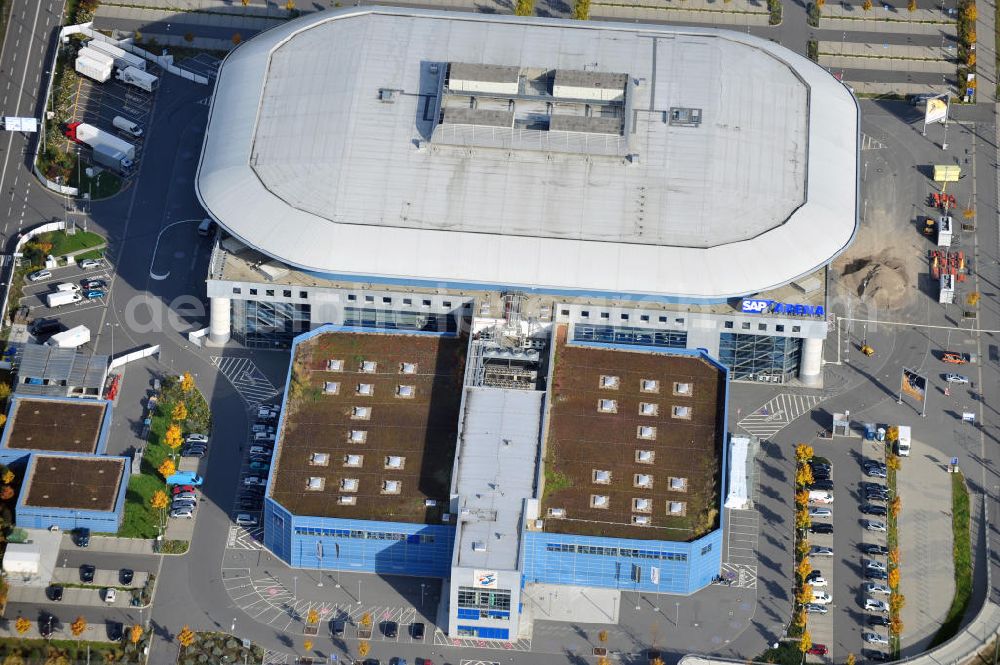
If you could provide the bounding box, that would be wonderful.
[863,519,887,532]
[252,424,275,434]
[82,279,107,289]
[864,465,888,479]
[235,513,258,527]
[39,614,55,638]
[29,318,63,336]
[809,546,834,556]
[80,259,100,269]
[331,620,345,636]
[104,588,117,604]
[810,461,831,473]
[170,507,195,519]
[864,583,890,595]
[808,645,829,656]
[868,615,891,627]
[181,448,206,458]
[861,503,888,517]
[411,622,425,640]
[865,559,887,572]
[249,461,270,472]
[864,487,890,501]
[808,507,832,518]
[808,479,835,491]
[173,485,196,495]
[382,621,398,638]
[804,603,828,614]
[863,632,889,646]
[806,575,828,588]
[107,622,123,642]
[861,543,889,555]
[186,434,209,444]
[812,470,832,481]
[243,475,267,486]
[84,289,105,300]
[74,528,91,548]
[29,269,51,282]
[249,446,272,456]
[120,569,134,585]
[865,569,888,581]
[810,523,833,535]
[171,500,197,511]
[811,591,833,604]
[865,598,890,613]
[864,650,889,662]
[48,585,64,601]
[80,564,96,583]
[249,454,272,464]
[173,492,197,502]
[805,570,825,583]
[945,373,970,384]
[942,351,974,364]
[808,491,834,504]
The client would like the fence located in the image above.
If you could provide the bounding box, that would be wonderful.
[0,221,69,325]
[109,344,161,370]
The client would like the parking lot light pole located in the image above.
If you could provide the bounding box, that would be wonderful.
[358,579,362,605]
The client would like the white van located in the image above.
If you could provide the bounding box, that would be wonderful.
[896,425,911,457]
[808,490,834,504]
[112,115,143,137]
[55,282,80,292]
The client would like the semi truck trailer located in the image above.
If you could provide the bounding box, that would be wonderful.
[65,122,135,173]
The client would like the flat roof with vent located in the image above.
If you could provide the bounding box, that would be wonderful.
[270,328,467,522]
[22,455,124,511]
[540,325,726,541]
[4,398,108,454]
[198,8,859,301]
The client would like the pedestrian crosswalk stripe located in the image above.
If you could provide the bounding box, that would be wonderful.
[211,356,279,409]
[737,393,824,439]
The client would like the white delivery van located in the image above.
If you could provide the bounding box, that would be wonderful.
[112,115,143,137]
[896,425,911,457]
[55,282,80,292]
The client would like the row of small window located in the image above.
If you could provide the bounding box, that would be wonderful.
[326,359,419,375]
[563,310,687,325]
[347,294,459,308]
[233,287,309,298]
[303,477,403,495]
[586,495,687,516]
[293,527,436,543]
[456,608,510,620]
[307,452,407,470]
[599,376,692,396]
[596,400,691,420]
[589,471,687,491]
[323,383,416,399]
[724,321,801,333]
[456,587,512,611]
[544,543,689,561]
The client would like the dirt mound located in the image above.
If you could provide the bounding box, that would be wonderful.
[837,253,910,310]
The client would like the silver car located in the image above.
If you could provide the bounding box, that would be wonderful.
[863,519,887,532]
[863,632,889,645]
[169,507,194,519]
[809,507,832,518]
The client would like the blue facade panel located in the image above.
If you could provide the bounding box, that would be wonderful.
[265,498,455,577]
[522,528,722,594]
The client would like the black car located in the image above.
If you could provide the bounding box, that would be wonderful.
[120,569,134,585]
[868,615,891,627]
[82,279,107,290]
[805,570,823,582]
[29,318,63,336]
[864,650,889,662]
[808,480,835,491]
[812,471,832,482]
[80,564,96,583]
[411,622,425,640]
[861,503,888,516]
[74,528,91,548]
[382,620,398,638]
[331,620,345,637]
[865,492,890,503]
[810,461,831,473]
[47,585,63,602]
[861,543,889,555]
[809,523,833,534]
[39,614,56,639]
[107,621,124,642]
[865,569,888,581]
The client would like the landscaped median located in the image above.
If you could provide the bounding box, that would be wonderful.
[121,372,210,539]
[883,431,904,658]
[931,471,971,646]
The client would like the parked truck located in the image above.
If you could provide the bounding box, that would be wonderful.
[45,291,82,308]
[937,215,953,247]
[85,39,146,71]
[939,273,955,304]
[74,55,112,83]
[65,122,135,173]
[46,325,91,348]
[115,66,158,92]
[896,425,912,457]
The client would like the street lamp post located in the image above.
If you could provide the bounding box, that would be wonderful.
[357,579,362,605]
[231,617,236,634]
[675,602,680,627]
[420,583,426,607]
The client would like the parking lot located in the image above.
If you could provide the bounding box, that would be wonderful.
[20,259,112,319]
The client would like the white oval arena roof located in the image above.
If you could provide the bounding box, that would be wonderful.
[197,7,859,300]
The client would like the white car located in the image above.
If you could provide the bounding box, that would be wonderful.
[806,575,828,588]
[104,588,117,604]
[186,433,209,444]
[235,513,259,527]
[865,598,890,613]
[28,270,51,282]
[809,507,832,518]
[79,259,100,270]
[810,546,834,556]
[864,583,890,595]
[863,632,889,645]
[808,491,834,504]
[243,476,267,486]
[811,591,833,605]
[865,559,887,571]
[863,519,887,532]
[945,373,970,384]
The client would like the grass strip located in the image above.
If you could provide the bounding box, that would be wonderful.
[930,471,971,646]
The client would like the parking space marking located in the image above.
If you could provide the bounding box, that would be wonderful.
[737,393,825,439]
[226,525,264,550]
[436,632,532,651]
[211,356,280,408]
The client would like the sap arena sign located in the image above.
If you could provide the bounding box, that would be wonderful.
[741,299,825,317]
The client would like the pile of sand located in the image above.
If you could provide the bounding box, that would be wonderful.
[837,253,910,310]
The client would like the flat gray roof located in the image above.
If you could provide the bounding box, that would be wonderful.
[198,8,858,300]
[452,387,543,571]
[450,62,520,84]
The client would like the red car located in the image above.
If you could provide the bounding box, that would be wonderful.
[808,645,829,656]
[172,485,196,495]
